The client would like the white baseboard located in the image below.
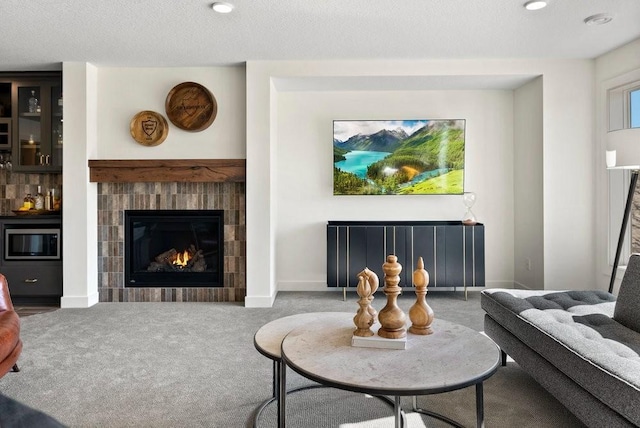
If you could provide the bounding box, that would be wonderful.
[484,280,516,289]
[513,281,546,291]
[513,281,533,290]
[61,292,100,308]
[277,280,329,291]
[244,293,277,308]
[277,280,515,292]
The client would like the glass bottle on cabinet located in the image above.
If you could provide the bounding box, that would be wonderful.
[28,90,39,113]
[12,77,62,172]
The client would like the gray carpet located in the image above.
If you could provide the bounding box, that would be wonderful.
[0,291,585,427]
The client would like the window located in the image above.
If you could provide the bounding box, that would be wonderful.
[631,85,640,255]
[631,88,640,128]
[608,77,640,267]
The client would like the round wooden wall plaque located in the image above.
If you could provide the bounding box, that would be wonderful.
[129,110,169,146]
[165,82,217,132]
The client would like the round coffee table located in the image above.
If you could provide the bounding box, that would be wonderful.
[281,313,500,428]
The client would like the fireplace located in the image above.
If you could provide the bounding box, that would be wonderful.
[124,210,224,287]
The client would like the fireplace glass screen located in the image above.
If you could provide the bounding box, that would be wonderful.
[124,210,224,287]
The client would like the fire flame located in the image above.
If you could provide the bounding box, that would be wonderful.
[173,250,191,267]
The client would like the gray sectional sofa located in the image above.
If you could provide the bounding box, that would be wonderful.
[481,254,640,427]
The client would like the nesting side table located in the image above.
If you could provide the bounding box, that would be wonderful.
[252,312,399,428]
[252,312,328,427]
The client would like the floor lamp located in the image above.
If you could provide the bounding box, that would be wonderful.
[607,128,640,294]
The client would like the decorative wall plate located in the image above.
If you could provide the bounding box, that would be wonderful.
[165,82,217,132]
[130,110,169,146]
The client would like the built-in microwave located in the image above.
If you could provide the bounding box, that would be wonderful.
[4,227,61,260]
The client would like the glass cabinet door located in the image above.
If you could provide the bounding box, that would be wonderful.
[13,79,61,171]
[51,84,62,168]
[16,84,44,168]
[0,82,11,151]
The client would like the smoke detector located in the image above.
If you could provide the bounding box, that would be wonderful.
[584,13,613,25]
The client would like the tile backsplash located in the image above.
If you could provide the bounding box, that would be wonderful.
[0,171,62,213]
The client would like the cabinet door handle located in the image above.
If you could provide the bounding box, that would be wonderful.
[45,154,50,165]
[24,278,38,283]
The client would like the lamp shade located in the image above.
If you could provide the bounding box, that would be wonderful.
[606,128,640,169]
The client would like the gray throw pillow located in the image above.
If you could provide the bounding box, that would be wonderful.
[614,253,640,333]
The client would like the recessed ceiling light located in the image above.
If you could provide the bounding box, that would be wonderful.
[584,13,613,25]
[212,2,234,13]
[524,1,547,11]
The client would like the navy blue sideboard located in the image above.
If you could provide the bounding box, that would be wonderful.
[327,221,485,297]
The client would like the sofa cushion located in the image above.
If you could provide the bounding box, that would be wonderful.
[614,253,640,333]
[482,289,640,426]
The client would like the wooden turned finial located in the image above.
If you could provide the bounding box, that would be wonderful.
[377,255,407,339]
[408,256,434,335]
[363,268,379,323]
[353,269,376,337]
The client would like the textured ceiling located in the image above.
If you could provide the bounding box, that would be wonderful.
[0,0,639,70]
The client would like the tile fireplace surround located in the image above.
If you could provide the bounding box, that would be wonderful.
[90,160,246,303]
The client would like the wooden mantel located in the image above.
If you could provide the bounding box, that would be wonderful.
[88,159,246,183]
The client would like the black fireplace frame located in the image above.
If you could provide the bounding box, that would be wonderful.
[124,209,224,288]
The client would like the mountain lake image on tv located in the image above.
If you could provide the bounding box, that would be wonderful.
[333,119,465,195]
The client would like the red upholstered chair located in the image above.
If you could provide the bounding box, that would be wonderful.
[0,274,21,378]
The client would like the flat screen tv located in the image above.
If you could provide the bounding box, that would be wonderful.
[333,119,465,195]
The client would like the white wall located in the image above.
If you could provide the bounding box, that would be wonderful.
[513,77,544,289]
[62,57,600,307]
[276,90,515,290]
[96,66,246,159]
[244,64,279,307]
[61,62,99,308]
[595,38,640,293]
[541,61,595,291]
[246,59,596,306]
[61,65,246,307]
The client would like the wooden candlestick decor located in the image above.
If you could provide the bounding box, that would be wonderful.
[353,268,377,337]
[377,255,407,339]
[408,256,434,335]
